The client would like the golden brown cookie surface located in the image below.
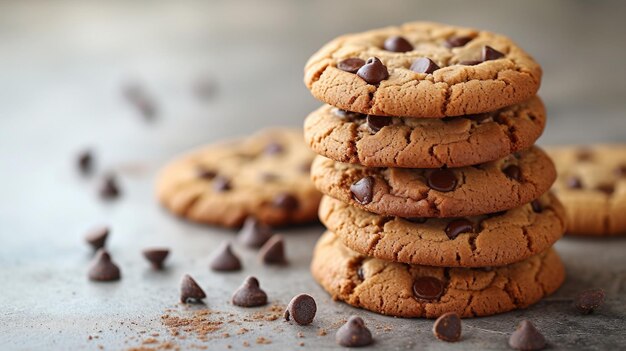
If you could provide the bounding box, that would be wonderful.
[320,193,565,267]
[311,147,556,218]
[304,22,541,118]
[304,97,545,168]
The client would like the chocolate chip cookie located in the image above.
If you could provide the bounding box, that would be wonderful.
[547,144,626,236]
[311,147,556,218]
[156,128,321,227]
[304,97,545,168]
[304,22,541,118]
[311,231,564,318]
[319,193,565,267]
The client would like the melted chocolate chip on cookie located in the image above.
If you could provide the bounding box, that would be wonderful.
[350,176,374,204]
[356,57,389,85]
[566,176,583,189]
[413,276,445,301]
[596,183,615,195]
[531,200,543,213]
[337,58,365,73]
[196,166,217,180]
[410,57,440,74]
[503,165,522,181]
[212,176,231,192]
[445,35,473,48]
[445,219,474,239]
[366,115,392,132]
[273,193,299,210]
[264,142,284,155]
[427,169,457,192]
[482,45,505,61]
[384,35,413,52]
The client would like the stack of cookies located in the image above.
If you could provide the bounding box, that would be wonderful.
[303,22,566,318]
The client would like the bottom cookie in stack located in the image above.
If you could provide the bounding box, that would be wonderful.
[311,231,564,319]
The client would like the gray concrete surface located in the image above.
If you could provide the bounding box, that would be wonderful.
[1,1,625,350]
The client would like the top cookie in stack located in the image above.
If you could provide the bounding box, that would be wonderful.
[304,21,541,119]
[303,22,566,318]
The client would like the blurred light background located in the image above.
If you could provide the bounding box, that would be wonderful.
[0,0,624,224]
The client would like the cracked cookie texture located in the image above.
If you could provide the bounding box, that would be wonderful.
[311,231,564,318]
[311,147,556,218]
[304,22,541,118]
[547,144,626,236]
[156,128,321,228]
[304,97,545,168]
[319,193,565,267]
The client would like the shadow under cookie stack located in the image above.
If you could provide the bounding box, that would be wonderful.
[303,22,567,318]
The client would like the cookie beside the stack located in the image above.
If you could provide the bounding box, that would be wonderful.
[304,22,566,318]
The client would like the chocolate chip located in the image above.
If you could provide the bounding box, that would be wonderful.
[192,76,218,101]
[596,184,615,195]
[88,249,121,282]
[473,113,493,124]
[577,149,593,161]
[366,115,392,132]
[142,248,169,270]
[284,294,317,325]
[258,235,287,265]
[337,58,366,73]
[232,276,267,307]
[85,226,109,250]
[209,242,242,272]
[356,57,389,85]
[413,276,445,301]
[273,193,299,210]
[259,172,279,182]
[265,142,284,155]
[445,219,474,239]
[427,169,457,192]
[406,217,427,224]
[410,57,440,74]
[180,274,206,303]
[335,316,373,347]
[445,36,473,48]
[334,108,363,119]
[566,176,583,189]
[482,45,505,61]
[458,60,482,66]
[574,288,605,314]
[614,164,626,177]
[212,176,231,192]
[196,166,217,180]
[531,200,543,213]
[123,84,157,120]
[99,174,120,200]
[508,320,546,351]
[299,161,312,174]
[238,217,273,248]
[503,165,522,181]
[357,266,365,281]
[350,176,375,204]
[77,149,94,175]
[432,312,462,342]
[383,36,413,52]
